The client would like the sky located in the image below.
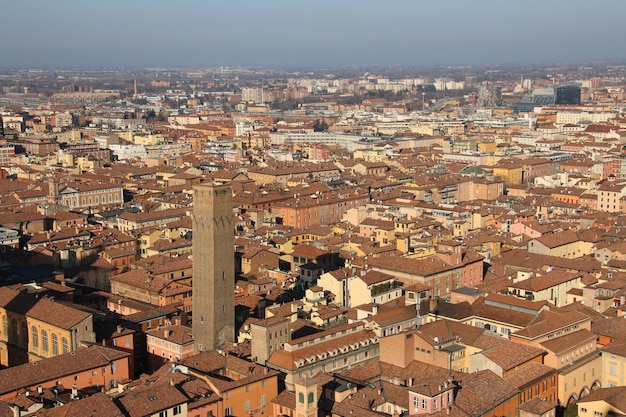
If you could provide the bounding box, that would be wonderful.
[2,0,626,69]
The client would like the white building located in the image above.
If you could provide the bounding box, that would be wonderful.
[556,111,616,125]
[109,143,147,161]
[241,87,264,104]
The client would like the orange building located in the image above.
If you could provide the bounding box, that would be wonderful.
[181,351,280,417]
[0,345,130,401]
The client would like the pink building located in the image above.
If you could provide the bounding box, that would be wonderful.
[408,377,455,415]
[146,324,195,371]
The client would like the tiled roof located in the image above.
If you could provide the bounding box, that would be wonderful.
[509,271,582,292]
[26,297,91,329]
[359,270,396,286]
[28,391,124,417]
[147,325,194,346]
[512,309,589,340]
[577,386,626,412]
[110,269,171,293]
[472,297,535,328]
[0,346,130,396]
[117,383,188,417]
[516,397,558,415]
[532,230,579,249]
[454,370,518,416]
[268,329,377,371]
[480,342,546,372]
[539,329,596,354]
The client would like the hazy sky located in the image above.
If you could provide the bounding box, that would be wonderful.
[2,0,625,69]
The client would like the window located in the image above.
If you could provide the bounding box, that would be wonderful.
[245,401,251,412]
[41,330,49,353]
[299,393,305,403]
[422,399,427,409]
[225,408,232,416]
[610,363,617,375]
[2,316,7,337]
[32,327,39,349]
[21,322,27,346]
[308,392,314,403]
[262,395,267,406]
[159,411,168,417]
[52,334,58,356]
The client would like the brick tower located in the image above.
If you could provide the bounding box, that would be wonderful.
[192,183,234,352]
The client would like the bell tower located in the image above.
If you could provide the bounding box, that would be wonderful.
[295,378,318,417]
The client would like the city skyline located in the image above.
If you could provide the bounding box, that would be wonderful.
[3,0,626,69]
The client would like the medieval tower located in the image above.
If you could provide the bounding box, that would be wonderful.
[192,183,235,352]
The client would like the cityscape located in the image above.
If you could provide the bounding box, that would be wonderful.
[3,2,626,417]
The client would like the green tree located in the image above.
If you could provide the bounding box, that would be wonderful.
[313,119,329,132]
[145,109,156,121]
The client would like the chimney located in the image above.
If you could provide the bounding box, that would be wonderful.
[164,330,170,339]
[372,304,379,315]
[116,325,122,334]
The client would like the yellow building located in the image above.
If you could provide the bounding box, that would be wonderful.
[601,342,626,388]
[26,297,95,362]
[577,386,626,417]
[493,164,524,185]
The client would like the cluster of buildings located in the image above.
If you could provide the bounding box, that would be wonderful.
[0,65,626,416]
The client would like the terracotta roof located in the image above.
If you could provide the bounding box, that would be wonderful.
[28,392,124,417]
[117,383,188,417]
[26,297,91,329]
[454,370,518,416]
[512,309,589,340]
[539,329,596,355]
[268,329,377,371]
[509,271,582,292]
[0,346,130,396]
[480,342,546,372]
[146,325,194,346]
[516,397,558,415]
[577,386,626,412]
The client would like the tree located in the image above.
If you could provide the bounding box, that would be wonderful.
[313,119,329,132]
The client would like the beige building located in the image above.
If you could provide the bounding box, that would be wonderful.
[601,341,626,388]
[267,322,379,390]
[508,270,585,307]
[527,231,593,259]
[577,387,626,417]
[251,316,291,365]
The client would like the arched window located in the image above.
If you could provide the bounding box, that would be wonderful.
[41,330,48,353]
[299,393,304,403]
[62,337,69,354]
[2,315,7,338]
[32,327,39,349]
[308,392,315,404]
[51,334,59,356]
